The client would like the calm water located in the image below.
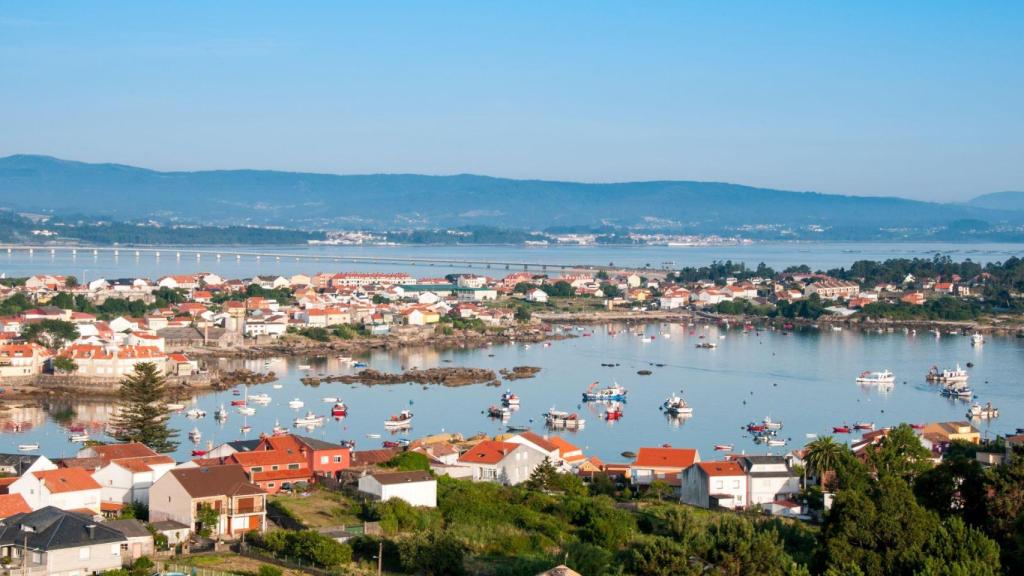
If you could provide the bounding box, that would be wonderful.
[2,242,1022,281]
[3,324,1021,463]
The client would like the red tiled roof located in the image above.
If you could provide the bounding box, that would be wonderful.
[515,431,559,453]
[0,493,30,518]
[698,461,744,477]
[458,440,518,465]
[89,443,160,464]
[33,468,101,493]
[633,447,698,469]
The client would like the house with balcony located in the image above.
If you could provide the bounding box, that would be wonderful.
[630,447,700,488]
[149,465,266,539]
[457,440,547,486]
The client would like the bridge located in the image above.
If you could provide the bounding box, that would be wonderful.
[0,244,622,272]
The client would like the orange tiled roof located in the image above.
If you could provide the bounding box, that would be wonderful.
[698,461,744,477]
[33,468,101,493]
[0,493,30,518]
[458,440,518,464]
[633,447,698,469]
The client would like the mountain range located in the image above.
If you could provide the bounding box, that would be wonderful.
[1,154,1022,240]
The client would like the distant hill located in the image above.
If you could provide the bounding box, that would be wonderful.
[1,155,1021,238]
[969,191,1024,211]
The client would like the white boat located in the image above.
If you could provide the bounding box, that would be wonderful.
[767,439,787,447]
[762,416,783,431]
[322,396,339,403]
[294,412,325,427]
[249,393,272,404]
[186,408,207,419]
[926,364,968,384]
[215,405,229,420]
[941,384,973,399]
[966,402,999,419]
[237,406,256,416]
[272,384,283,389]
[544,407,585,429]
[856,370,895,385]
[831,326,843,332]
[298,364,312,370]
[69,432,90,443]
[487,405,513,419]
[188,427,202,442]
[384,409,414,428]
[288,398,305,409]
[661,394,694,416]
[165,403,186,411]
[500,390,520,407]
[366,433,382,439]
[272,420,287,435]
[971,333,984,346]
[17,444,38,452]
[582,382,628,402]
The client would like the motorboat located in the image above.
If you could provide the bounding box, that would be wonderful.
[506,425,531,433]
[240,424,252,434]
[17,444,38,452]
[237,406,256,416]
[322,396,340,403]
[165,403,186,411]
[856,370,895,385]
[500,390,520,407]
[272,420,288,435]
[230,399,247,407]
[249,393,272,404]
[767,439,787,447]
[188,427,202,442]
[331,402,348,417]
[926,364,968,384]
[215,405,229,420]
[294,412,325,427]
[940,384,973,399]
[298,364,312,370]
[661,394,694,416]
[696,342,717,349]
[69,432,90,443]
[966,402,999,420]
[339,440,357,448]
[853,421,875,431]
[544,407,585,429]
[971,333,984,346]
[384,409,414,428]
[186,408,207,419]
[366,433,382,439]
[762,416,783,431]
[272,384,283,389]
[833,425,851,434]
[713,444,733,451]
[582,382,628,402]
[288,398,305,409]
[487,405,512,419]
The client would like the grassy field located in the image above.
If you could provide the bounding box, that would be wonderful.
[169,553,306,576]
[270,489,362,529]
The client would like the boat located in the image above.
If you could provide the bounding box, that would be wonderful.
[17,444,38,452]
[767,439,787,447]
[237,406,256,416]
[186,408,206,419]
[762,416,783,431]
[240,424,252,433]
[331,402,348,417]
[232,388,241,395]
[288,398,305,409]
[340,439,357,448]
[249,393,272,404]
[833,425,851,434]
[69,432,90,443]
[215,405,229,420]
[831,326,843,332]
[696,342,717,349]
[366,433,382,439]
[384,409,414,428]
[926,364,968,384]
[487,405,512,419]
[353,361,368,368]
[544,407,585,429]
[910,423,925,430]
[272,384,283,389]
[500,390,520,406]
[191,449,207,457]
[853,421,875,431]
[188,427,202,442]
[165,403,185,411]
[506,425,531,433]
[966,402,999,420]
[230,399,247,407]
[298,364,312,370]
[971,333,984,346]
[272,420,288,435]
[856,370,895,385]
[382,440,402,448]
[322,396,339,403]
[604,403,624,420]
[661,394,694,416]
[582,382,628,402]
[294,412,325,427]
[940,384,973,399]
[713,444,733,451]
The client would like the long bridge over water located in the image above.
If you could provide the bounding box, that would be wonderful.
[0,244,637,272]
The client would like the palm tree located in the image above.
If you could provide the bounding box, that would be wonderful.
[804,436,844,490]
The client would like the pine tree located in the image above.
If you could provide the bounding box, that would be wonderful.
[110,362,179,453]
[525,456,559,491]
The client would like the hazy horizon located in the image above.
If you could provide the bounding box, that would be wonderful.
[1,2,1021,201]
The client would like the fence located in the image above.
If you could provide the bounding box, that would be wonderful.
[160,561,236,576]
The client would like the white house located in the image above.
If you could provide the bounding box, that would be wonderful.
[9,468,102,514]
[457,440,547,486]
[505,432,560,462]
[680,461,748,510]
[92,455,175,508]
[736,455,800,507]
[357,471,437,508]
[525,288,548,303]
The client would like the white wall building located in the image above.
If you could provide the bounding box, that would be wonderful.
[357,471,437,508]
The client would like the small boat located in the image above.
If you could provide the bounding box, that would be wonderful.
[331,402,348,417]
[856,370,895,385]
[662,394,694,416]
[340,439,357,448]
[237,406,256,416]
[762,416,783,431]
[215,405,228,420]
[188,427,202,442]
[298,364,312,370]
[500,390,520,406]
[232,388,241,395]
[272,420,288,435]
[544,407,585,429]
[366,433,382,439]
[69,432,90,443]
[165,403,186,411]
[240,424,252,433]
[288,398,305,409]
[17,444,38,452]
[713,444,733,451]
[382,440,402,448]
[833,426,851,434]
[966,402,999,420]
[831,326,843,332]
[487,405,512,419]
[941,384,973,399]
[230,399,247,407]
[910,423,926,430]
[970,333,984,346]
[294,412,325,427]
[506,425,531,433]
[249,393,272,404]
[767,439,786,447]
[926,364,968,384]
[582,382,628,402]
[272,384,283,389]
[353,361,368,368]
[604,403,624,420]
[186,408,206,419]
[322,396,339,403]
[696,342,717,349]
[384,409,414,428]
[191,449,207,457]
[853,421,874,431]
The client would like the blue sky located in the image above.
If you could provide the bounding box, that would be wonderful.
[0,2,1021,201]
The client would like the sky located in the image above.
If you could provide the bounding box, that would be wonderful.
[0,2,1021,201]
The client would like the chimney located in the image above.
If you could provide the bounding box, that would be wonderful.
[86,524,96,540]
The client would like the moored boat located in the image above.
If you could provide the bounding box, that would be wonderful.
[487,405,512,419]
[833,425,851,434]
[69,432,90,443]
[544,407,585,429]
[237,406,256,416]
[662,394,694,416]
[294,412,325,427]
[856,370,895,385]
[582,382,628,402]
[604,403,624,420]
[288,398,305,409]
[17,443,38,452]
[853,421,874,431]
[331,402,348,417]
[966,402,999,420]
[971,333,984,346]
[926,364,968,384]
[713,444,733,451]
[188,427,202,442]
[385,409,414,428]
[500,389,520,406]
[940,384,973,399]
[215,405,229,420]
[186,408,206,419]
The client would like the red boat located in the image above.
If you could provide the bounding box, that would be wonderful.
[747,424,767,433]
[910,423,925,430]
[833,426,851,434]
[191,449,207,457]
[783,323,794,330]
[331,402,348,417]
[382,440,401,448]
[230,399,246,406]
[714,444,734,451]
[604,405,624,420]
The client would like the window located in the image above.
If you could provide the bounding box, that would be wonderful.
[268,483,275,488]
[320,456,328,464]
[79,547,90,560]
[114,544,123,556]
[287,463,300,470]
[31,551,42,564]
[251,466,263,473]
[732,480,740,489]
[271,465,279,471]
[714,480,723,490]
[333,456,342,463]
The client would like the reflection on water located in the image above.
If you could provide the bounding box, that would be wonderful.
[1,323,1020,463]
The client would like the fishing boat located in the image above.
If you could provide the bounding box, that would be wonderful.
[215,405,229,420]
[331,402,348,417]
[384,409,414,428]
[165,402,185,411]
[237,406,256,416]
[661,394,694,416]
[833,425,851,434]
[188,427,202,442]
[294,412,325,427]
[17,443,38,452]
[970,333,984,346]
[69,432,90,443]
[544,407,585,429]
[487,405,512,419]
[322,396,339,403]
[582,382,628,402]
[500,390,520,406]
[288,398,305,409]
[926,364,968,384]
[966,402,999,420]
[853,421,875,431]
[186,408,206,419]
[940,384,973,399]
[856,370,895,385]
[713,444,733,451]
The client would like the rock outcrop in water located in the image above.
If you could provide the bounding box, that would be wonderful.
[499,366,542,380]
[302,367,499,387]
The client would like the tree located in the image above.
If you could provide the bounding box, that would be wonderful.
[600,282,623,298]
[109,363,179,453]
[22,319,79,349]
[620,535,696,576]
[398,531,465,576]
[514,306,532,323]
[866,424,933,484]
[525,457,560,492]
[196,504,219,537]
[804,436,845,489]
[51,356,78,374]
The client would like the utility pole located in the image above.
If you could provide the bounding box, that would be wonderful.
[377,540,383,576]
